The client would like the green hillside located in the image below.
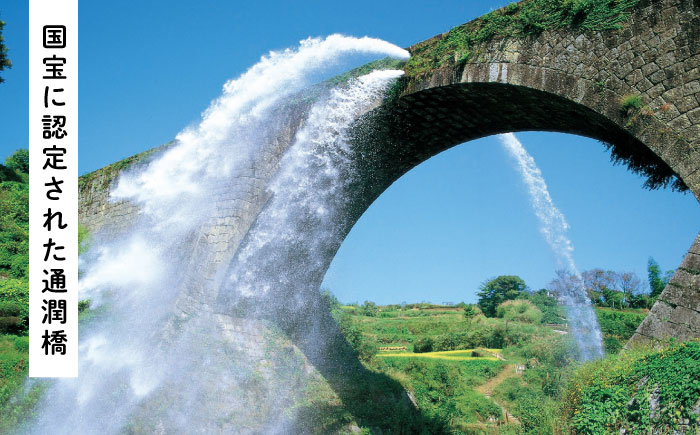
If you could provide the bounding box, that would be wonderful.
[324,296,698,434]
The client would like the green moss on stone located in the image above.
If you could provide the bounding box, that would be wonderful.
[405,0,641,77]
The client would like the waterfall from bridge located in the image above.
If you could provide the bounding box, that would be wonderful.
[499,133,604,361]
[21,32,605,432]
[22,36,408,434]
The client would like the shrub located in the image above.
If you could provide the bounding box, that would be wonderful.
[0,165,22,183]
[0,301,26,335]
[413,337,434,353]
[380,358,504,426]
[565,341,700,434]
[4,149,29,174]
[332,308,377,362]
[603,336,622,354]
[360,301,378,317]
[595,309,645,341]
[0,280,28,335]
[9,254,28,279]
[78,300,91,313]
[522,289,564,324]
[496,300,543,324]
[462,304,480,322]
[13,336,28,352]
[620,94,642,114]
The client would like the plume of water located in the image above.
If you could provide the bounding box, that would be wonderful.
[224,69,403,301]
[499,133,604,361]
[20,35,408,434]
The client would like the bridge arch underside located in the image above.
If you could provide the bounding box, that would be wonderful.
[349,81,689,206]
[332,81,700,345]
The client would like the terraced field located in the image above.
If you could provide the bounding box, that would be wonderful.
[378,348,502,361]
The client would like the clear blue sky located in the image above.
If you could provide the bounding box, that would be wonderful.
[1,1,698,304]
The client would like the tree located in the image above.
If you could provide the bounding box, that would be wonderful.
[330,304,377,362]
[320,288,340,311]
[463,304,479,323]
[5,149,28,174]
[648,257,673,299]
[360,300,378,317]
[477,275,527,317]
[0,15,11,83]
[601,287,625,309]
[548,270,578,300]
[617,271,642,295]
[582,269,617,296]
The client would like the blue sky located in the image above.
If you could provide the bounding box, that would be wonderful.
[1,1,698,304]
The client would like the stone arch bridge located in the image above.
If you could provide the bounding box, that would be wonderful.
[80,0,700,348]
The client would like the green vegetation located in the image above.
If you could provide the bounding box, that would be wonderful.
[463,303,479,323]
[0,152,28,281]
[379,349,501,361]
[620,94,643,115]
[0,279,28,335]
[0,149,95,430]
[318,271,661,431]
[378,357,505,428]
[648,257,673,300]
[595,308,647,354]
[497,300,543,324]
[405,0,641,77]
[477,275,528,317]
[0,13,11,84]
[326,297,699,433]
[0,335,44,434]
[565,341,700,434]
[0,151,31,430]
[0,151,29,341]
[78,223,91,255]
[4,149,28,174]
[521,288,565,324]
[551,268,656,310]
[619,93,655,129]
[331,298,566,432]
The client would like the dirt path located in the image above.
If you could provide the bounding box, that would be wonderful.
[475,363,521,425]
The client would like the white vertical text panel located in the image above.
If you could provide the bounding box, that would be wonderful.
[29,0,79,377]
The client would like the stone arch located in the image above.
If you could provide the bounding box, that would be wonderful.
[78,0,700,346]
[342,0,700,344]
